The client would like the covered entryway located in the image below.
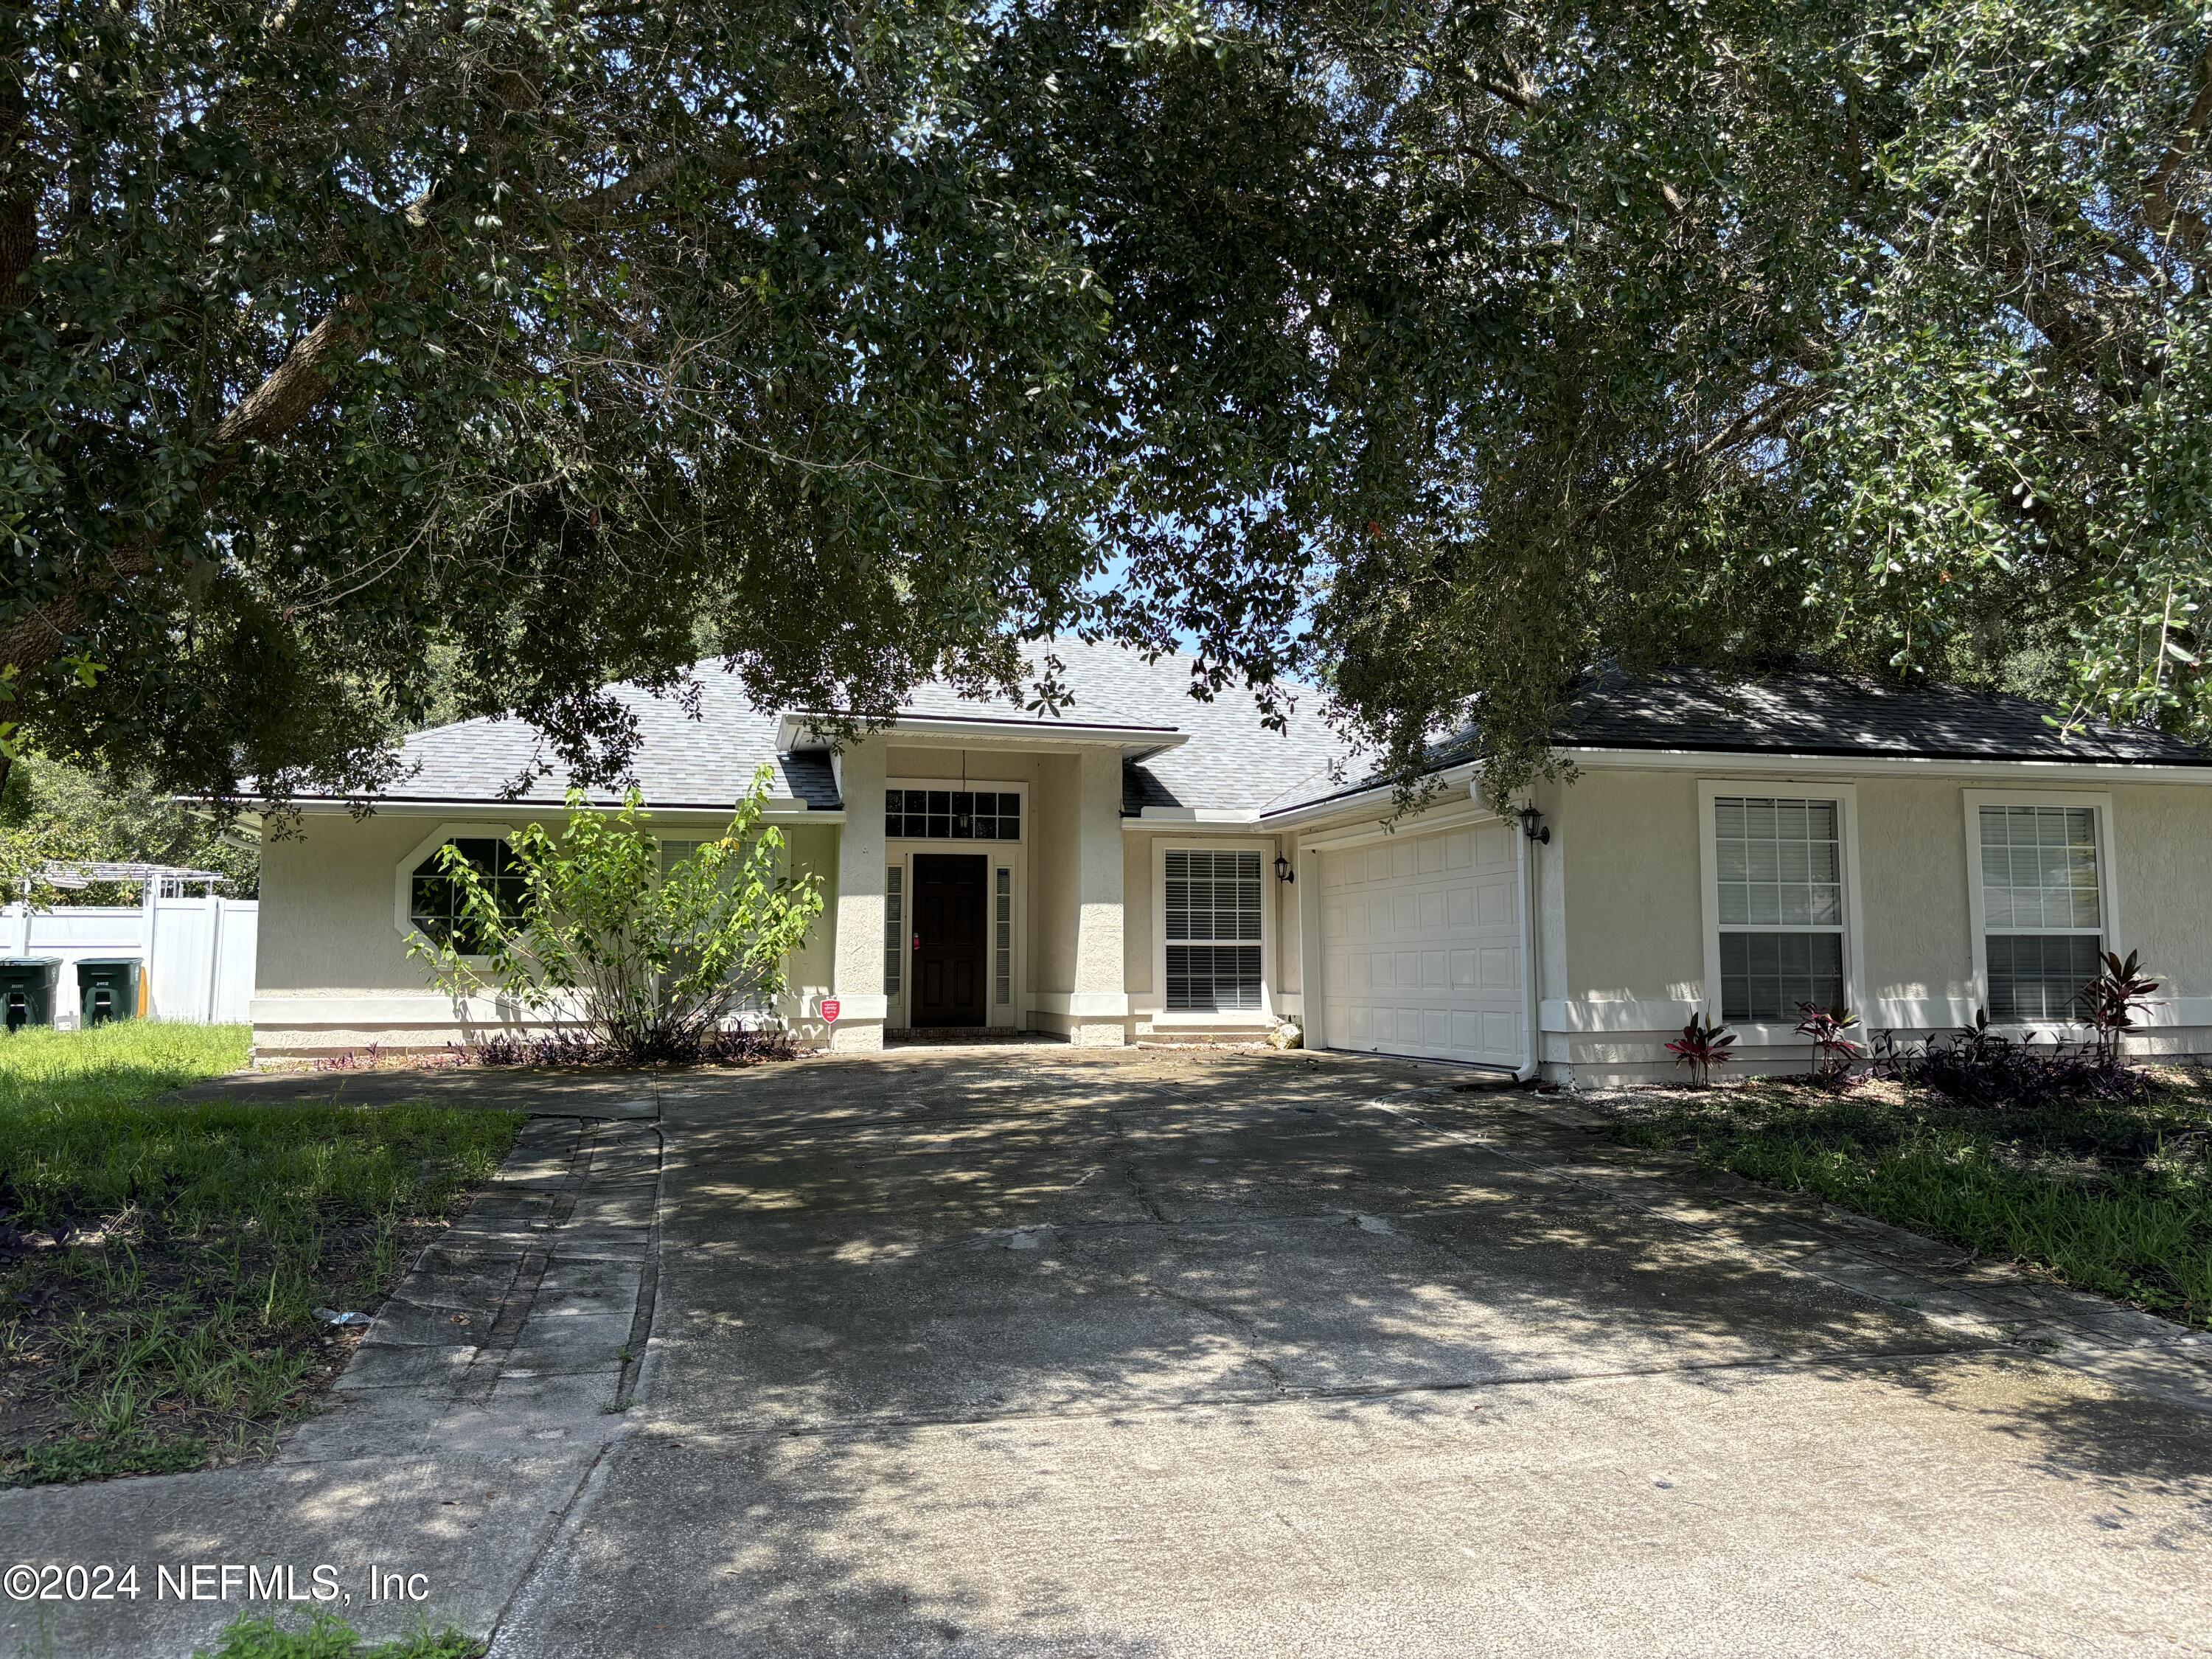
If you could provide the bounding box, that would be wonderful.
[1317,818,1527,1068]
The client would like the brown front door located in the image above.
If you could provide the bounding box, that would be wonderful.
[911,854,990,1026]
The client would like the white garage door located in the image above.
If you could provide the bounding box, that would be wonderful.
[1319,819,1526,1068]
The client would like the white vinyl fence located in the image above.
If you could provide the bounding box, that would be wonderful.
[3,893,259,1026]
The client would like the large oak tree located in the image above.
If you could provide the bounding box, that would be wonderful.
[9,0,2212,805]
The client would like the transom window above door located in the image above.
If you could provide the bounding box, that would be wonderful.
[885,790,1021,841]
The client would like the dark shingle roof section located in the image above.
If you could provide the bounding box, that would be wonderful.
[1122,760,1180,815]
[781,751,842,810]
[1562,669,2211,766]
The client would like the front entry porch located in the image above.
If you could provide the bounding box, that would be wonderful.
[823,738,1134,1053]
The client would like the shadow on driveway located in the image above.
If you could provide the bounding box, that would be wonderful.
[490,1048,2212,1657]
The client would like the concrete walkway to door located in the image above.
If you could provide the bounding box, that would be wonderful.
[490,1047,2212,1657]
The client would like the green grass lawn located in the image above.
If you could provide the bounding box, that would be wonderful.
[196,1610,482,1658]
[1608,1074,2212,1326]
[0,1023,519,1486]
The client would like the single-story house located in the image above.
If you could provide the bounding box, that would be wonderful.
[247,641,2212,1083]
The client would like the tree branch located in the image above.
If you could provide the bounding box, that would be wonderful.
[2143,44,2212,259]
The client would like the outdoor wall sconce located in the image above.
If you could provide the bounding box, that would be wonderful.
[1517,804,1551,844]
[1273,852,1295,884]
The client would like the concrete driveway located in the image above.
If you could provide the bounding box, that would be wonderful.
[9,1047,2211,1657]
[493,1048,2212,1657]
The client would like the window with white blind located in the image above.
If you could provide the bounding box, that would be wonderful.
[1712,796,1848,1022]
[1977,804,2104,1022]
[1164,849,1264,1012]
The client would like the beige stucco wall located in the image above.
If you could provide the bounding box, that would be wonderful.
[884,747,1043,790]
[254,804,839,1054]
[2113,783,2212,998]
[1272,833,1302,1002]
[782,821,840,1025]
[1559,768,1705,1006]
[1854,777,1975,1021]
[1030,754,1079,999]
[1124,831,1154,1001]
[1546,766,2212,1082]
[260,810,507,994]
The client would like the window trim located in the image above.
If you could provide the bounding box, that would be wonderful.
[1962,788,2119,1032]
[1696,781,1865,1041]
[394,821,519,961]
[1150,837,1276,1027]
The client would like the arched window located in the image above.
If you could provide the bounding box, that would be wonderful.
[408,837,525,952]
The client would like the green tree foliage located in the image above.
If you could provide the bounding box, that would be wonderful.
[1276,0,2212,791]
[407,773,823,1062]
[8,1,2212,805]
[0,0,1343,804]
[0,754,257,901]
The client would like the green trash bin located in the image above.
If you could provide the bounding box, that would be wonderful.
[1,958,61,1034]
[77,959,142,1027]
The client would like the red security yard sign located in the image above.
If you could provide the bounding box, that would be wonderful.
[818,998,841,1023]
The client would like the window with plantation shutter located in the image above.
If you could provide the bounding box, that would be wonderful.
[1164,849,1264,1012]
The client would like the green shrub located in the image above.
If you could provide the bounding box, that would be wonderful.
[410,770,822,1063]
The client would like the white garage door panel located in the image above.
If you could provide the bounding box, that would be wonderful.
[1321,821,1526,1068]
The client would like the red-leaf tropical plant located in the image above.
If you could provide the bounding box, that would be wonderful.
[1666,1013,1737,1088]
[2079,950,2160,1064]
[407,768,822,1063]
[1795,1002,1863,1082]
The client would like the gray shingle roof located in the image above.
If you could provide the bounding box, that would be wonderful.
[347,640,1348,813]
[360,675,807,808]
[1562,669,2211,766]
[334,648,2207,815]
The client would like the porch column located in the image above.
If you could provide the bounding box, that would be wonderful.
[829,742,888,1052]
[1067,745,1129,1046]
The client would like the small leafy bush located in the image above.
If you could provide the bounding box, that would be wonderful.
[411,769,822,1065]
[1795,1001,1862,1081]
[1666,1013,1736,1086]
[2081,948,2161,1062]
